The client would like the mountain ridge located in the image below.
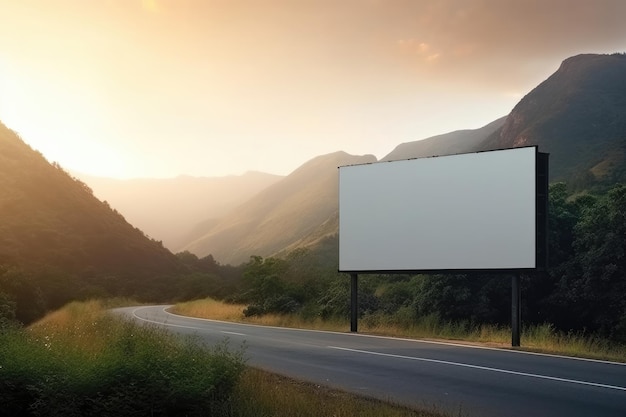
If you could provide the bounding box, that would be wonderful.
[74,170,283,249]
[181,151,376,264]
[0,122,183,279]
[382,116,507,161]
[478,53,626,185]
[74,52,626,265]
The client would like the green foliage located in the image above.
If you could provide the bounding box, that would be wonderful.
[241,256,300,316]
[478,54,626,190]
[0,266,46,324]
[228,182,626,344]
[0,306,245,416]
[553,184,626,339]
[1,124,197,324]
[175,251,245,301]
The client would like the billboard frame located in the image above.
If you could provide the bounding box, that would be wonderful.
[338,146,549,346]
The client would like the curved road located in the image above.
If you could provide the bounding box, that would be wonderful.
[115,305,626,417]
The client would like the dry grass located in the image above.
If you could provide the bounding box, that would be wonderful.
[173,298,626,362]
[517,323,626,360]
[15,300,455,417]
[27,298,143,355]
[170,298,246,322]
[233,368,455,417]
[27,299,111,355]
[171,299,348,331]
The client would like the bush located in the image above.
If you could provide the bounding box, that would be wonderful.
[0,302,245,416]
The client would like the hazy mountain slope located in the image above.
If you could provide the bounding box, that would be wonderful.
[185,53,626,264]
[382,116,507,161]
[76,171,282,250]
[479,53,626,186]
[0,122,182,278]
[182,151,376,265]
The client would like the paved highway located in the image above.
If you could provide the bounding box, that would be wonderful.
[115,305,626,417]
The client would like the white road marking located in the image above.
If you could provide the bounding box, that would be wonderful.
[131,308,247,337]
[126,306,625,368]
[328,346,626,392]
[158,306,625,366]
[131,307,203,330]
[221,331,246,336]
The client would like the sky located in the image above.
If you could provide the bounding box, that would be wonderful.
[1,0,625,179]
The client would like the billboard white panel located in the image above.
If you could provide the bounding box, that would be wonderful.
[338,147,537,272]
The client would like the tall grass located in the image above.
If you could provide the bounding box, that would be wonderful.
[172,299,348,331]
[0,300,245,416]
[1,300,458,417]
[232,368,456,417]
[174,298,626,362]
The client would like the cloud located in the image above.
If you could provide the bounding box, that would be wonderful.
[395,39,441,64]
[385,0,626,90]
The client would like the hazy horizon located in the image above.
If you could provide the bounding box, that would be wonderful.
[1,0,625,179]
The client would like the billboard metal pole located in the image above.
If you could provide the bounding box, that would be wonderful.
[350,273,358,332]
[512,274,521,347]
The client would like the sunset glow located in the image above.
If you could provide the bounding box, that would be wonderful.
[1,0,625,178]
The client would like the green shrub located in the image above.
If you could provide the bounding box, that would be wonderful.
[0,305,245,416]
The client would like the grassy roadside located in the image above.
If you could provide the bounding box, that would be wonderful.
[1,300,456,417]
[1,300,244,416]
[6,299,619,417]
[233,367,453,417]
[171,298,626,363]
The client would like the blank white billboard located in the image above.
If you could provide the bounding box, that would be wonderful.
[339,147,538,272]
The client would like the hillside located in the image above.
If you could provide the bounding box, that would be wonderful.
[181,53,626,264]
[181,151,376,265]
[382,116,507,161]
[0,121,183,282]
[383,53,626,190]
[479,53,626,187]
[177,55,626,263]
[75,171,282,250]
[15,53,625,271]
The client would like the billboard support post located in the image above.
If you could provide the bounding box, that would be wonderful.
[350,273,358,332]
[512,274,521,347]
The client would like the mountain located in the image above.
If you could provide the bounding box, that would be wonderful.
[0,122,183,280]
[181,151,376,265]
[479,53,626,187]
[383,53,626,190]
[178,53,626,264]
[182,53,625,264]
[75,171,283,250]
[382,116,507,161]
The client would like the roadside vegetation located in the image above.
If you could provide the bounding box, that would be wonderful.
[233,368,451,417]
[171,298,626,363]
[2,182,626,414]
[0,300,245,417]
[0,300,455,417]
[3,183,626,355]
[170,182,626,363]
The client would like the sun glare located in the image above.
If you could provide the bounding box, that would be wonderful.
[1,64,129,179]
[0,60,23,133]
[141,0,160,14]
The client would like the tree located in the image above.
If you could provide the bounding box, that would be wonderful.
[242,256,298,316]
[0,266,46,324]
[0,291,17,328]
[558,184,626,339]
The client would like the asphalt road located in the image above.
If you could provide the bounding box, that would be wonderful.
[114,305,626,417]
